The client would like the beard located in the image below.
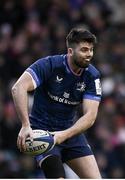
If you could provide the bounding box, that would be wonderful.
[73,56,90,68]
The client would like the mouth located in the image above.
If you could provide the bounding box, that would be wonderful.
[85,58,91,62]
[84,59,91,64]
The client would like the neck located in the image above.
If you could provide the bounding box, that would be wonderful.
[67,54,83,75]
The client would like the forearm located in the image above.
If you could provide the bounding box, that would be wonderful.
[12,84,30,127]
[65,112,96,139]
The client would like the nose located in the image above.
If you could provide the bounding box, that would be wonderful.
[87,50,92,56]
[86,50,93,57]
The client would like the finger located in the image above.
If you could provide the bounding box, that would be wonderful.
[21,136,27,151]
[17,136,21,151]
[29,133,33,142]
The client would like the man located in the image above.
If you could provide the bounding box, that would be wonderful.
[12,27,102,178]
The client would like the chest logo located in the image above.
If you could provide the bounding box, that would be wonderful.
[76,82,86,92]
[56,75,63,83]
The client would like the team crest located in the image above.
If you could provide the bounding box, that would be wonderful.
[76,82,86,92]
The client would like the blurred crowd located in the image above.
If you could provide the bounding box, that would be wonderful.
[0,0,125,178]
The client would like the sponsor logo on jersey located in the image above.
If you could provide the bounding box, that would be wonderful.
[76,82,86,92]
[56,75,63,83]
[95,79,102,95]
[48,92,80,105]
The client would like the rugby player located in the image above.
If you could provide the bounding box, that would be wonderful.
[12,27,102,178]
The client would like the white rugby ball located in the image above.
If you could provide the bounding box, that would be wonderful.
[24,130,54,156]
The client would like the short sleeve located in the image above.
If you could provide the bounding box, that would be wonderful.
[83,73,102,102]
[26,57,52,88]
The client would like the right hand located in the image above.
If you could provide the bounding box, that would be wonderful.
[17,126,33,152]
[50,130,68,145]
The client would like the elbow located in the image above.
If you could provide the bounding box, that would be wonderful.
[11,84,18,97]
[11,82,27,99]
[11,82,22,97]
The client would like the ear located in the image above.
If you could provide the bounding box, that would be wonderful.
[68,48,74,56]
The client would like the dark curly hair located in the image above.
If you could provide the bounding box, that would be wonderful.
[66,27,97,48]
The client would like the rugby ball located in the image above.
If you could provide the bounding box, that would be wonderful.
[24,130,55,156]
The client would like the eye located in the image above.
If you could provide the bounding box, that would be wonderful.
[80,47,93,53]
[80,48,88,52]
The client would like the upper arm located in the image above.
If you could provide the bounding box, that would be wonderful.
[13,71,35,92]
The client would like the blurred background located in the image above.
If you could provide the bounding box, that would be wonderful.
[0,0,125,178]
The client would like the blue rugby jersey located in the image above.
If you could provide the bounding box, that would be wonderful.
[26,54,102,131]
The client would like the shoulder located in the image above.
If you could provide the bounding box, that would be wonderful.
[35,54,65,68]
[85,64,101,78]
[50,54,66,67]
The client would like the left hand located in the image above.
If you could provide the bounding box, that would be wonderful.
[50,130,68,145]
